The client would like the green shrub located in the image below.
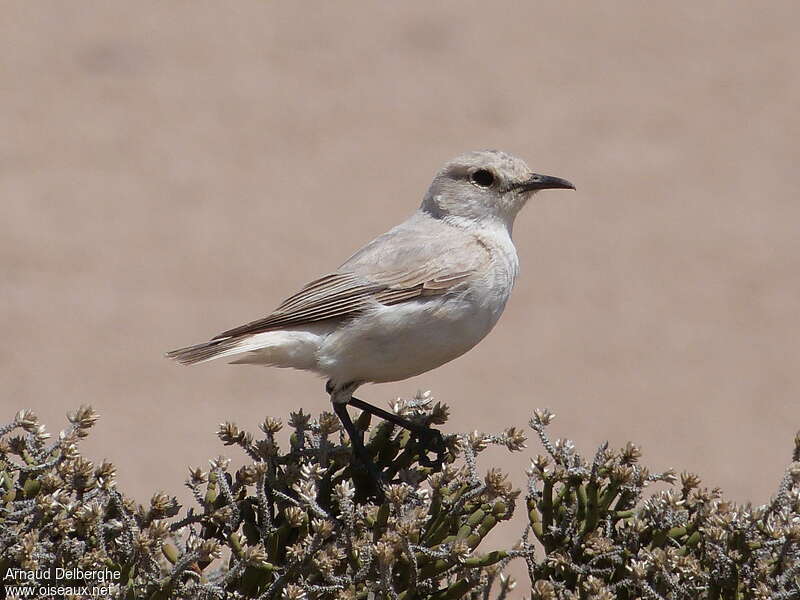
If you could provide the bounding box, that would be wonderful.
[1,393,798,599]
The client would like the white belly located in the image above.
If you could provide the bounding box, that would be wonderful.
[318,276,513,385]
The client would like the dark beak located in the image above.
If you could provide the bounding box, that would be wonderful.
[516,173,576,192]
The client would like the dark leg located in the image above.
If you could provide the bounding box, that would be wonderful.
[348,396,446,470]
[329,387,384,500]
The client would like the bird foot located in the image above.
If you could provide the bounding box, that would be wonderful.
[350,450,386,503]
[412,426,446,470]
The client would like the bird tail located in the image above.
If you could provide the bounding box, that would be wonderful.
[167,329,324,369]
[165,337,240,365]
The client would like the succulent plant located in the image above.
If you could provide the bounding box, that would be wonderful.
[524,408,800,598]
[1,394,798,599]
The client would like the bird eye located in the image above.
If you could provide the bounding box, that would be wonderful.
[470,169,495,188]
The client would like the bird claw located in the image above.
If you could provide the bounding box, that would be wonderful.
[413,427,446,470]
[350,454,386,503]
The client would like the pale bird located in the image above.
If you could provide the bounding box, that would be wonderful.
[167,150,574,488]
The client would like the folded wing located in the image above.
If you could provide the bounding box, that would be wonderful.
[214,215,489,338]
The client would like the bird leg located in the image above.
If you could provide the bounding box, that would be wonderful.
[327,380,446,493]
[331,401,385,500]
[347,396,446,471]
[328,383,385,501]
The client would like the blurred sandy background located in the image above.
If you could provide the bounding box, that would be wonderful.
[2,0,798,568]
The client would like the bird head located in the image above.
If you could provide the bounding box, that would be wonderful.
[421,150,574,231]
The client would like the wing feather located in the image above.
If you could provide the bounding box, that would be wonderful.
[212,216,491,340]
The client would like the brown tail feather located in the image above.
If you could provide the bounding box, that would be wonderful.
[165,337,239,365]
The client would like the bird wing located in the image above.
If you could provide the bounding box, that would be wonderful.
[212,216,489,340]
